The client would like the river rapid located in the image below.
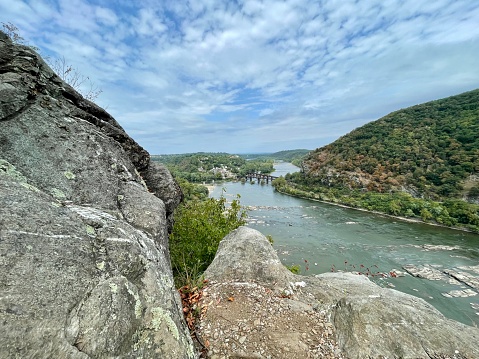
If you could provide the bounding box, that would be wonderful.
[210,162,479,327]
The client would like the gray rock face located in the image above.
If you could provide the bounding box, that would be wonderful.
[204,226,295,288]
[325,273,479,358]
[205,227,479,358]
[140,160,183,233]
[0,33,195,358]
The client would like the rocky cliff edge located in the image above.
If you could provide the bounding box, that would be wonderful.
[0,32,194,358]
[199,226,479,358]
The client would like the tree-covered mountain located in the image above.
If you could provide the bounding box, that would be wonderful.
[278,89,479,231]
[299,89,479,200]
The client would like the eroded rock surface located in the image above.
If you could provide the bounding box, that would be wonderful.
[200,227,479,359]
[0,32,195,358]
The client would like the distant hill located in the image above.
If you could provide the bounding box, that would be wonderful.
[299,89,479,201]
[241,149,311,164]
[276,90,479,231]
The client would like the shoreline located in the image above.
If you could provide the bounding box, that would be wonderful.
[275,188,478,234]
[205,181,478,234]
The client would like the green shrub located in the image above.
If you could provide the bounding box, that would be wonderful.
[285,264,301,274]
[169,193,247,287]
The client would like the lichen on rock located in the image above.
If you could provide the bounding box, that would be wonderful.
[0,30,194,358]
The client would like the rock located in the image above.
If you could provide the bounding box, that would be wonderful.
[0,32,194,358]
[203,228,479,358]
[140,160,183,233]
[402,264,447,280]
[444,268,479,291]
[330,280,479,358]
[203,226,295,288]
[421,244,461,251]
[442,289,477,298]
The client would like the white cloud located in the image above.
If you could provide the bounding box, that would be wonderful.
[1,0,478,154]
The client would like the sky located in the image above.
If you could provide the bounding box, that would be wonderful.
[1,1,479,154]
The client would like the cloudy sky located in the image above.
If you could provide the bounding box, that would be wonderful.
[1,0,479,154]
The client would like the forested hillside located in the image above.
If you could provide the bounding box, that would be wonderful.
[151,152,274,182]
[279,89,479,231]
[300,89,479,200]
[241,149,310,165]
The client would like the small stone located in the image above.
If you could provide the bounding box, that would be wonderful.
[239,336,247,344]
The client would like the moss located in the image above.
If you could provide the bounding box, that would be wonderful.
[132,329,151,352]
[0,160,40,192]
[20,182,40,192]
[0,159,26,181]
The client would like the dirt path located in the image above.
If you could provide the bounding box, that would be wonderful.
[195,281,345,359]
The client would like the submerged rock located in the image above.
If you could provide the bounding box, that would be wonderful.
[0,32,194,358]
[442,289,477,298]
[444,268,479,291]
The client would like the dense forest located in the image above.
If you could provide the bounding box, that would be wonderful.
[300,89,479,199]
[277,89,479,232]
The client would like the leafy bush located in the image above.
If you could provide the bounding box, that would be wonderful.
[169,193,247,287]
[285,264,301,274]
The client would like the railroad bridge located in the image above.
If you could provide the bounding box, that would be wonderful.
[244,173,278,183]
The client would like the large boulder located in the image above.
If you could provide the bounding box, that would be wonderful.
[316,272,479,358]
[0,32,195,358]
[203,227,479,358]
[204,226,295,288]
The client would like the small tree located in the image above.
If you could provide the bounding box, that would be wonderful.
[48,56,102,101]
[468,185,479,198]
[1,22,25,44]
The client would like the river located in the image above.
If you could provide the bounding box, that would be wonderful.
[210,162,479,327]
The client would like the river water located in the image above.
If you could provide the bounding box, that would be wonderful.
[210,162,479,327]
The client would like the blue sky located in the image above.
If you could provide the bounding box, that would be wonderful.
[2,0,479,154]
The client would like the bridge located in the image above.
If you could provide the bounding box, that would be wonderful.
[244,173,278,184]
